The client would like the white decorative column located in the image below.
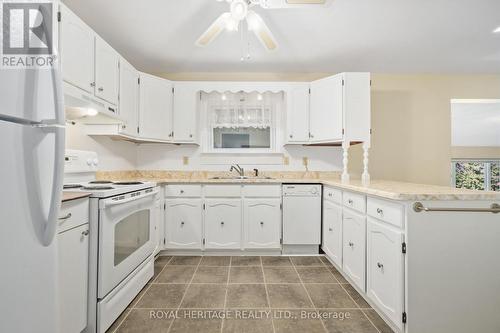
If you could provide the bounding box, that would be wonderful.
[341,141,350,183]
[361,141,371,186]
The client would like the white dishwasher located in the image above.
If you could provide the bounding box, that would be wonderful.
[282,184,322,254]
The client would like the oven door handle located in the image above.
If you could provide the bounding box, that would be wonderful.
[100,189,159,208]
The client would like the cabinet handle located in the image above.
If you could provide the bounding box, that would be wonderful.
[180,190,184,194]
[377,262,384,269]
[81,230,89,236]
[98,87,104,92]
[289,134,293,139]
[189,134,193,138]
[348,242,354,247]
[90,82,95,87]
[260,221,264,226]
[122,125,126,129]
[329,228,333,232]
[377,208,383,215]
[58,213,72,220]
[328,193,333,197]
[348,199,353,205]
[180,221,185,226]
[221,221,225,226]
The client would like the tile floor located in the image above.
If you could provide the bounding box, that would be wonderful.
[106,256,394,333]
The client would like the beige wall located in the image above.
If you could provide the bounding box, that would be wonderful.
[350,74,500,186]
[162,72,500,186]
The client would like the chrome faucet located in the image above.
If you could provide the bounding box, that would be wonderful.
[230,164,245,177]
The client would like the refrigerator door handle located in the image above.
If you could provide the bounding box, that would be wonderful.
[40,64,65,246]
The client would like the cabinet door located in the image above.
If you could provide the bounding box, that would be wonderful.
[322,200,343,267]
[95,36,119,105]
[205,199,241,249]
[139,73,173,141]
[58,223,89,333]
[119,58,139,137]
[309,74,343,142]
[244,199,281,249]
[286,84,310,143]
[165,199,202,249]
[367,218,404,330]
[342,209,366,292]
[60,5,94,93]
[173,83,198,143]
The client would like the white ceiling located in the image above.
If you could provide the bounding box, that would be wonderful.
[62,0,500,74]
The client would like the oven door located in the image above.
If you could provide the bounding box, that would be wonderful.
[97,188,158,298]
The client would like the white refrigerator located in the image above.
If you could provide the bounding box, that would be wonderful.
[0,14,65,333]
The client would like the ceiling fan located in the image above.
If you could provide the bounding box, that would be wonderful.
[196,0,332,51]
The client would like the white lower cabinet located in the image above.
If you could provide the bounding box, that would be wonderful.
[367,217,404,330]
[204,199,242,249]
[322,200,343,267]
[58,213,89,333]
[244,199,281,249]
[165,199,202,249]
[342,208,366,292]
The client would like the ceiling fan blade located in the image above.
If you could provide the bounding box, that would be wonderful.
[258,0,333,9]
[246,11,278,51]
[196,12,231,47]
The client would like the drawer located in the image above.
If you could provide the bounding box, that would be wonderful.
[343,191,366,214]
[165,185,202,197]
[204,185,241,197]
[243,185,281,198]
[367,197,404,228]
[58,198,89,233]
[324,187,342,204]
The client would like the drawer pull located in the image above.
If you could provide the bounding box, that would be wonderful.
[377,262,384,269]
[348,199,353,205]
[376,208,383,215]
[58,213,72,220]
[180,190,184,194]
[81,230,89,236]
[328,193,333,197]
[221,221,225,226]
[180,221,185,226]
[260,221,264,226]
[329,228,333,232]
[348,242,354,247]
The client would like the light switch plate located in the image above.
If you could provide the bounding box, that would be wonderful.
[183,156,189,165]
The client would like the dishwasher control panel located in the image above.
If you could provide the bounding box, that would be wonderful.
[282,184,322,196]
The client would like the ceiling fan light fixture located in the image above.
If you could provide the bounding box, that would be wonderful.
[230,0,248,21]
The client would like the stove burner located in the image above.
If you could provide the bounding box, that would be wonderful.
[82,186,115,191]
[113,181,144,185]
[63,184,83,189]
[89,180,113,184]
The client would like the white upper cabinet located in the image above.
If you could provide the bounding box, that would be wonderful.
[95,37,119,105]
[139,73,173,141]
[118,58,139,137]
[60,4,94,94]
[173,83,199,143]
[310,74,344,142]
[286,84,310,143]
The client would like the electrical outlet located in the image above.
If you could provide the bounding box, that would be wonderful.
[302,157,308,167]
[283,156,289,165]
[183,156,189,165]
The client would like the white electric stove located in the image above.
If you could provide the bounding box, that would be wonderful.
[64,150,158,333]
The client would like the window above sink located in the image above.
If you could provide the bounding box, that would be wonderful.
[200,91,284,154]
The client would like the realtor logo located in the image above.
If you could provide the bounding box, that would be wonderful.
[1,0,56,68]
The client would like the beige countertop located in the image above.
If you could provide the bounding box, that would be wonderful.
[62,191,91,202]
[95,171,500,201]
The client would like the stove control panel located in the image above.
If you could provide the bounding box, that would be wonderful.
[64,150,99,173]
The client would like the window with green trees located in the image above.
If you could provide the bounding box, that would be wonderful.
[452,160,500,191]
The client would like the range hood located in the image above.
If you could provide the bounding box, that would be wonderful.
[64,82,123,124]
